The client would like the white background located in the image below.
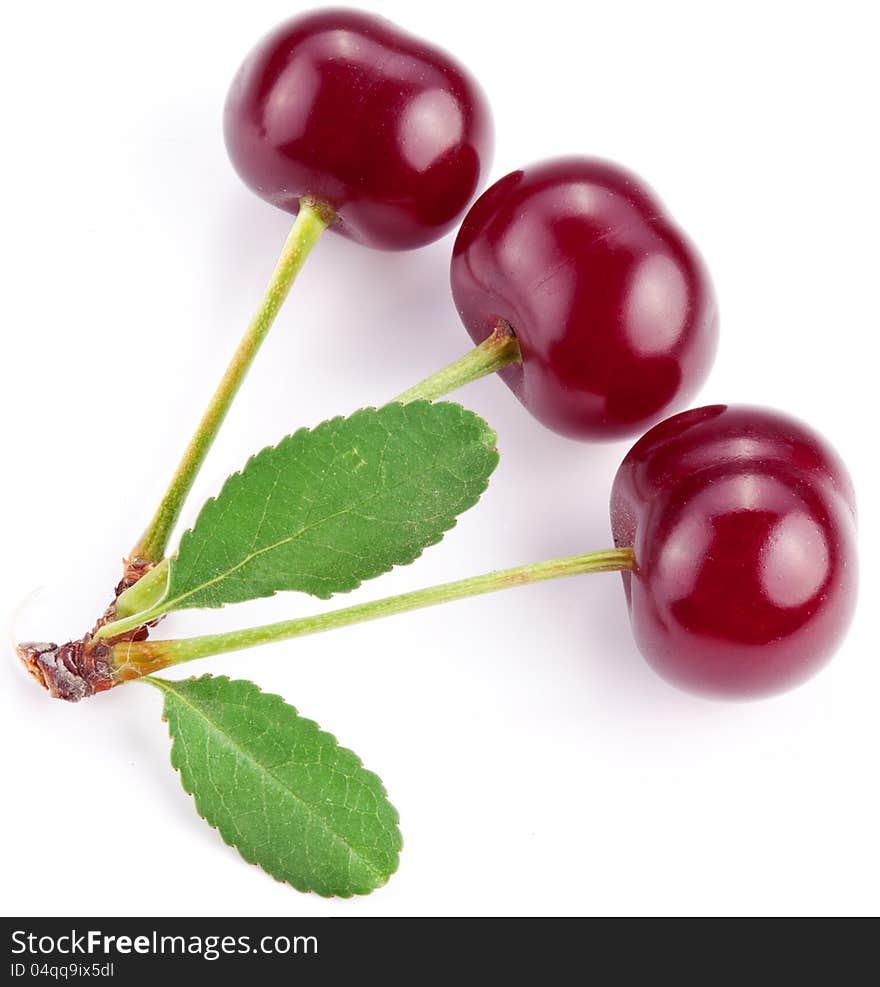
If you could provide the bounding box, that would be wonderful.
[2,0,878,917]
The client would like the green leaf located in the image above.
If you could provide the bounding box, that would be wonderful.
[150,674,401,897]
[162,401,497,612]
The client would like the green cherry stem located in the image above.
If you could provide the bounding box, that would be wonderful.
[131,199,333,563]
[392,321,522,404]
[105,548,635,682]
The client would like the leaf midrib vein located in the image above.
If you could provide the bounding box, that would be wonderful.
[166,686,387,882]
[166,449,480,610]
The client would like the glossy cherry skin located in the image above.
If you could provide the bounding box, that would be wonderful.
[611,405,857,699]
[224,9,493,250]
[451,158,718,439]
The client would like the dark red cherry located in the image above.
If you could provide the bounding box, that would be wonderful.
[450,158,718,439]
[224,9,493,250]
[610,405,857,698]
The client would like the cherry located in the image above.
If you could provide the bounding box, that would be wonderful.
[450,157,718,439]
[611,405,857,698]
[224,9,493,250]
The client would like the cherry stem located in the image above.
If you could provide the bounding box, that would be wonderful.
[392,321,522,404]
[130,200,333,563]
[106,547,635,682]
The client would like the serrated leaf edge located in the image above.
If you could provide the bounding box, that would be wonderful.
[164,400,499,611]
[149,673,402,899]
